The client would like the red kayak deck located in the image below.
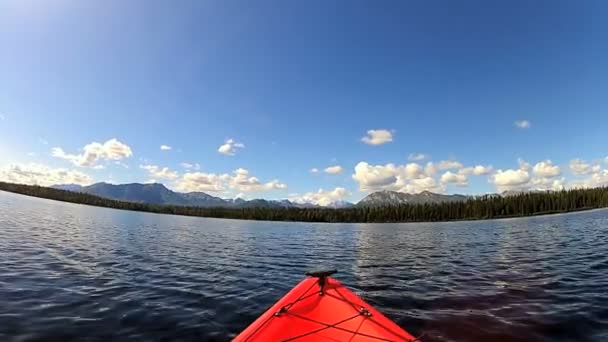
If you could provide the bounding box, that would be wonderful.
[233,275,417,341]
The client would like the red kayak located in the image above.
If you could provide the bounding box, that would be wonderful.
[233,270,418,341]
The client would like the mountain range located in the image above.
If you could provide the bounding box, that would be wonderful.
[52,182,351,209]
[357,190,469,207]
[52,183,472,208]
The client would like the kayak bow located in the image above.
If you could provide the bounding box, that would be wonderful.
[233,270,418,341]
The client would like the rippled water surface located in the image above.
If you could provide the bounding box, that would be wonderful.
[1,191,608,341]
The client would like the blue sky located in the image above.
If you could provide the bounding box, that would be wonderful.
[1,0,607,204]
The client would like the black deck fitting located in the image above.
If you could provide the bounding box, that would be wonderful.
[305,269,337,278]
[305,269,337,295]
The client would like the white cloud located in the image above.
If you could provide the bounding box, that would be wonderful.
[52,138,133,168]
[218,138,244,156]
[472,165,494,176]
[361,129,393,145]
[176,172,228,192]
[175,168,286,194]
[0,163,93,186]
[403,176,443,193]
[404,163,424,178]
[310,168,319,174]
[324,165,343,174]
[459,165,493,176]
[352,161,444,194]
[160,145,172,151]
[39,138,48,145]
[492,169,531,191]
[569,159,600,175]
[518,158,532,171]
[530,177,566,191]
[490,158,608,193]
[140,164,179,180]
[437,160,463,170]
[424,162,437,176]
[532,160,561,178]
[408,153,427,161]
[180,162,200,170]
[495,160,561,192]
[352,162,399,191]
[515,120,531,129]
[440,171,468,186]
[230,168,287,192]
[290,187,349,206]
[569,170,608,189]
[27,152,36,157]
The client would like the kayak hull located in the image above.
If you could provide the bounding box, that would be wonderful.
[233,276,416,341]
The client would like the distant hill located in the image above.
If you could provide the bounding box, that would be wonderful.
[51,182,354,209]
[52,183,476,209]
[52,184,85,192]
[357,190,469,207]
[325,200,355,209]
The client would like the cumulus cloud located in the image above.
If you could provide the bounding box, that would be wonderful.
[175,168,286,194]
[403,177,442,193]
[324,165,343,174]
[352,162,399,191]
[218,139,244,156]
[361,129,393,145]
[230,168,287,192]
[160,145,172,151]
[176,172,228,192]
[518,158,532,171]
[352,161,443,194]
[0,163,93,186]
[570,170,608,189]
[472,165,494,176]
[492,169,531,191]
[310,168,319,174]
[515,120,531,129]
[437,160,463,170]
[440,171,468,186]
[459,165,493,176]
[424,162,437,176]
[530,177,566,191]
[408,153,427,161]
[319,156,608,196]
[533,160,561,178]
[490,158,607,193]
[290,187,349,206]
[569,159,600,175]
[52,138,133,168]
[404,163,424,178]
[140,164,179,180]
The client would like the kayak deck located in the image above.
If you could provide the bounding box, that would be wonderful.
[233,273,417,341]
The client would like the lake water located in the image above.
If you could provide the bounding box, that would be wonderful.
[1,191,607,341]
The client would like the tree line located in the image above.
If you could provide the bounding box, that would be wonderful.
[1,181,608,223]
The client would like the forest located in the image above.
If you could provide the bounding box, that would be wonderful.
[1,181,608,223]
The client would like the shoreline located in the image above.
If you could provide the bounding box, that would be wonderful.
[1,185,607,224]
